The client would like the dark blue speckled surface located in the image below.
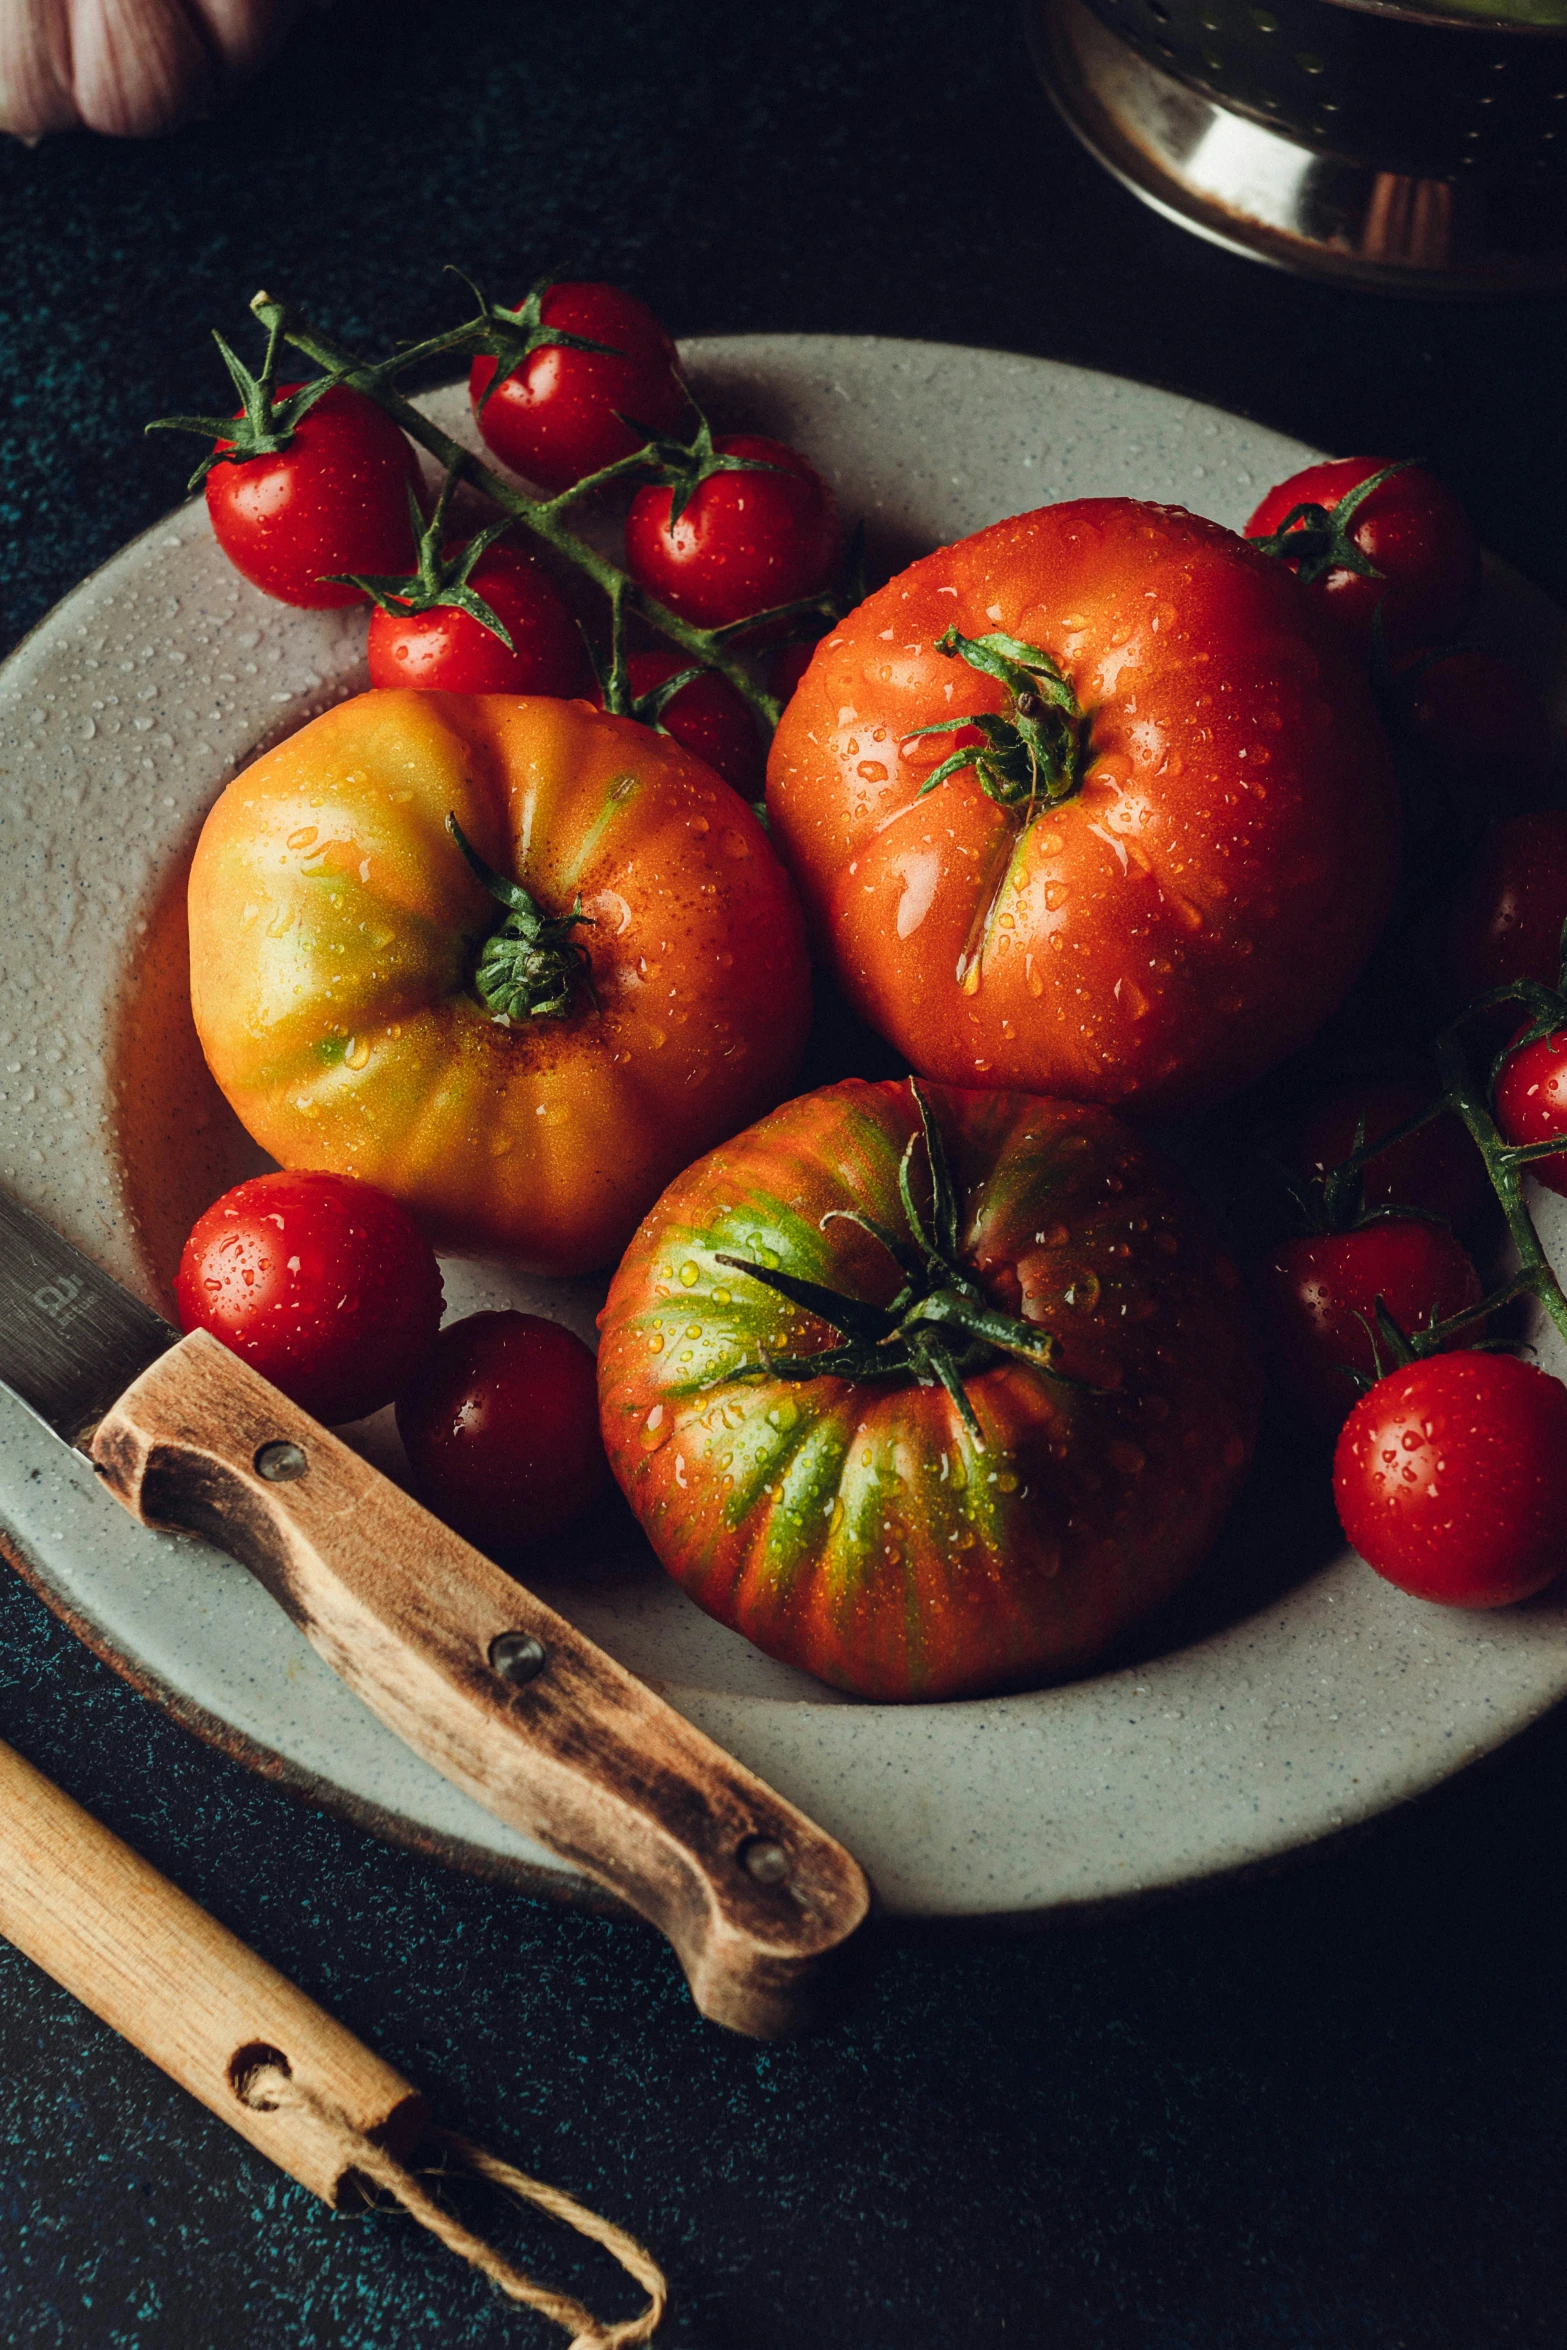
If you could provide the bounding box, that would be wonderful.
[4,4,1567,2343]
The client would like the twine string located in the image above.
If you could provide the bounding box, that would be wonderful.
[242,2063,667,2349]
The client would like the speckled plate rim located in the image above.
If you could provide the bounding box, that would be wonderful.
[2,333,1566,1924]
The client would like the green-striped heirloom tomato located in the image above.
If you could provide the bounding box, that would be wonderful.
[767,499,1400,1118]
[597,1078,1261,1700]
[187,690,811,1271]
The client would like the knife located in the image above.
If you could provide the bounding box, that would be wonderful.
[0,1185,870,2038]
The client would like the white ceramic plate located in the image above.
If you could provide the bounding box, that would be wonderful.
[2,337,1565,1921]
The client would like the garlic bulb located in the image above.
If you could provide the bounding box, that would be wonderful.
[0,0,303,142]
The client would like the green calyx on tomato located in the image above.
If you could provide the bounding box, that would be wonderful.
[147,310,347,491]
[628,407,786,528]
[1245,458,1414,587]
[446,815,595,1021]
[908,627,1086,813]
[458,271,623,416]
[715,1085,1081,1444]
[327,458,517,647]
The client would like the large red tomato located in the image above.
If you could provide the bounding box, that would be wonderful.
[767,501,1400,1119]
[597,1079,1260,1701]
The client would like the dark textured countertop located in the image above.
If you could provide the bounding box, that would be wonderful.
[3,4,1567,2344]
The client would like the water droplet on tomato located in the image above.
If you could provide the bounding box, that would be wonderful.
[1063,1271,1102,1311]
[343,1037,370,1071]
[688,814,709,834]
[721,830,750,859]
[648,1333,664,1353]
[679,1263,700,1287]
[641,1405,671,1451]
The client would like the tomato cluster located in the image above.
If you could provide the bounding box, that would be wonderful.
[188,279,841,802]
[166,283,1567,1682]
[1230,456,1567,1610]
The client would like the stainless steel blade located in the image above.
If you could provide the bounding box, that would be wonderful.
[0,1189,174,1446]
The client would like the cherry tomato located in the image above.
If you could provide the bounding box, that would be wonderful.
[625,435,838,630]
[1333,1352,1567,1606]
[770,640,818,708]
[1254,1219,1484,1438]
[1400,650,1555,821]
[469,282,686,495]
[397,1311,609,1553]
[175,1171,444,1424]
[601,650,762,797]
[367,541,587,696]
[1494,1025,1567,1196]
[206,386,424,610]
[1246,457,1481,664]
[1447,813,1567,1005]
[1295,1078,1490,1233]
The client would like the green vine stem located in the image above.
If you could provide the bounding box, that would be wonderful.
[246,290,794,731]
[1322,1000,1567,1360]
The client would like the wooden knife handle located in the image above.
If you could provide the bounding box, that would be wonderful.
[0,1732,424,2204]
[92,1330,870,2039]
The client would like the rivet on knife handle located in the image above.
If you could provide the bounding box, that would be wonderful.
[90,1329,871,2039]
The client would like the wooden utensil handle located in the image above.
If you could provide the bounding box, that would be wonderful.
[91,1331,869,2039]
[0,1732,423,2204]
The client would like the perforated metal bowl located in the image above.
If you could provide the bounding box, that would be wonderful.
[1028,0,1567,288]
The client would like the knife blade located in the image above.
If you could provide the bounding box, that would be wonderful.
[0,1185,870,2036]
[0,1188,174,1445]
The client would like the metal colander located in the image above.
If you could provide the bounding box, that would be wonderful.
[1081,0,1567,180]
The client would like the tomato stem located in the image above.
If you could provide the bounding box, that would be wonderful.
[909,628,1086,813]
[1311,989,1567,1359]
[1430,1019,1567,1354]
[325,462,518,643]
[446,815,596,1021]
[713,1082,1095,1446]
[245,292,786,733]
[1245,458,1416,584]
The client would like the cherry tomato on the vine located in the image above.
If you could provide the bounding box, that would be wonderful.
[1246,457,1480,664]
[1494,1025,1567,1197]
[175,1171,444,1424]
[769,640,819,708]
[206,386,424,610]
[367,541,587,696]
[596,649,763,797]
[1294,1077,1490,1233]
[1254,1219,1484,1439]
[1400,650,1555,821]
[1446,813,1567,1006]
[469,282,686,495]
[396,1310,609,1553]
[625,434,838,630]
[1333,1352,1567,1606]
